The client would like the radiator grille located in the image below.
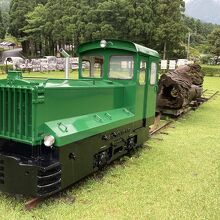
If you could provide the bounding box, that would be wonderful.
[37,163,61,196]
[0,87,33,142]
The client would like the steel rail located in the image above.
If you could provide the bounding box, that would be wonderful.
[150,90,219,136]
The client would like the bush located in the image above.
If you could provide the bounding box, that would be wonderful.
[201,65,220,77]
[0,64,13,74]
[200,55,212,64]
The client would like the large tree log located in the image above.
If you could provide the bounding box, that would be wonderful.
[175,64,204,86]
[157,64,204,110]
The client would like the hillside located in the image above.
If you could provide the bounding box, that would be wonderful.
[185,0,220,24]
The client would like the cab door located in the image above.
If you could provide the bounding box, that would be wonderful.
[145,56,159,123]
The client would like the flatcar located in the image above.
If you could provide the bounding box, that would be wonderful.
[0,40,159,197]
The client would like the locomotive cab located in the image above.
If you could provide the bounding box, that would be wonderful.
[0,40,159,197]
[77,39,160,123]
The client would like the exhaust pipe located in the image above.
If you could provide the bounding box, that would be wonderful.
[59,48,70,79]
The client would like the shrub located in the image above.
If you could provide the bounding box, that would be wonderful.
[0,64,13,74]
[200,55,213,64]
[201,65,220,77]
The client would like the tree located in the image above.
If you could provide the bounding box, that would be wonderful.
[9,0,47,54]
[0,0,10,31]
[23,4,47,56]
[12,0,211,59]
[208,28,220,57]
[81,0,156,46]
[0,10,6,39]
[154,0,186,59]
[122,0,155,45]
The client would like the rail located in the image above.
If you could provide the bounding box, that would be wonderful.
[150,89,219,136]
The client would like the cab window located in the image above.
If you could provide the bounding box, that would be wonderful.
[139,61,146,85]
[81,55,103,78]
[150,62,157,85]
[109,56,134,79]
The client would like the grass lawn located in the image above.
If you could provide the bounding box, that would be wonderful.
[0,71,78,80]
[0,76,219,220]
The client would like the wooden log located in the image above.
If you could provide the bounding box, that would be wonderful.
[157,64,204,110]
[176,64,204,86]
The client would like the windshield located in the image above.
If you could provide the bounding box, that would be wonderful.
[109,56,134,79]
[81,55,103,78]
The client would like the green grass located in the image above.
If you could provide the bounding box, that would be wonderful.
[23,71,78,79]
[0,71,78,80]
[0,76,219,220]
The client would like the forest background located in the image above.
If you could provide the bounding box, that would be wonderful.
[0,0,220,61]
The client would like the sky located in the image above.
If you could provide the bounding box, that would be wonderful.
[185,0,220,24]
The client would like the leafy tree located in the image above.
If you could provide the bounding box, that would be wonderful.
[86,0,124,40]
[23,4,47,56]
[154,0,186,59]
[0,10,6,39]
[81,0,156,46]
[13,0,214,60]
[0,0,10,35]
[0,0,11,10]
[8,0,47,54]
[184,16,220,46]
[9,0,188,58]
[208,28,220,57]
[9,0,35,52]
[122,0,155,45]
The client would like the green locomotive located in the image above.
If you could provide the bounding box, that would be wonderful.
[0,40,159,197]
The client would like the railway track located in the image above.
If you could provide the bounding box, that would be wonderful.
[150,89,219,136]
[25,89,219,210]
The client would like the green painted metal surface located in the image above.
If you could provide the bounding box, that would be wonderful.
[0,75,44,145]
[43,108,134,146]
[0,40,159,147]
[77,39,159,58]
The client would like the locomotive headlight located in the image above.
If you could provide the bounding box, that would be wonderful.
[44,135,55,147]
[100,40,107,48]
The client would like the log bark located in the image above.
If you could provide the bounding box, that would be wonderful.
[157,64,204,110]
[175,64,204,86]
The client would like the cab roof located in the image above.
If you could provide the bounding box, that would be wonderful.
[77,39,160,58]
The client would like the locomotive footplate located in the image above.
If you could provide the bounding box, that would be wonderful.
[0,149,61,197]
